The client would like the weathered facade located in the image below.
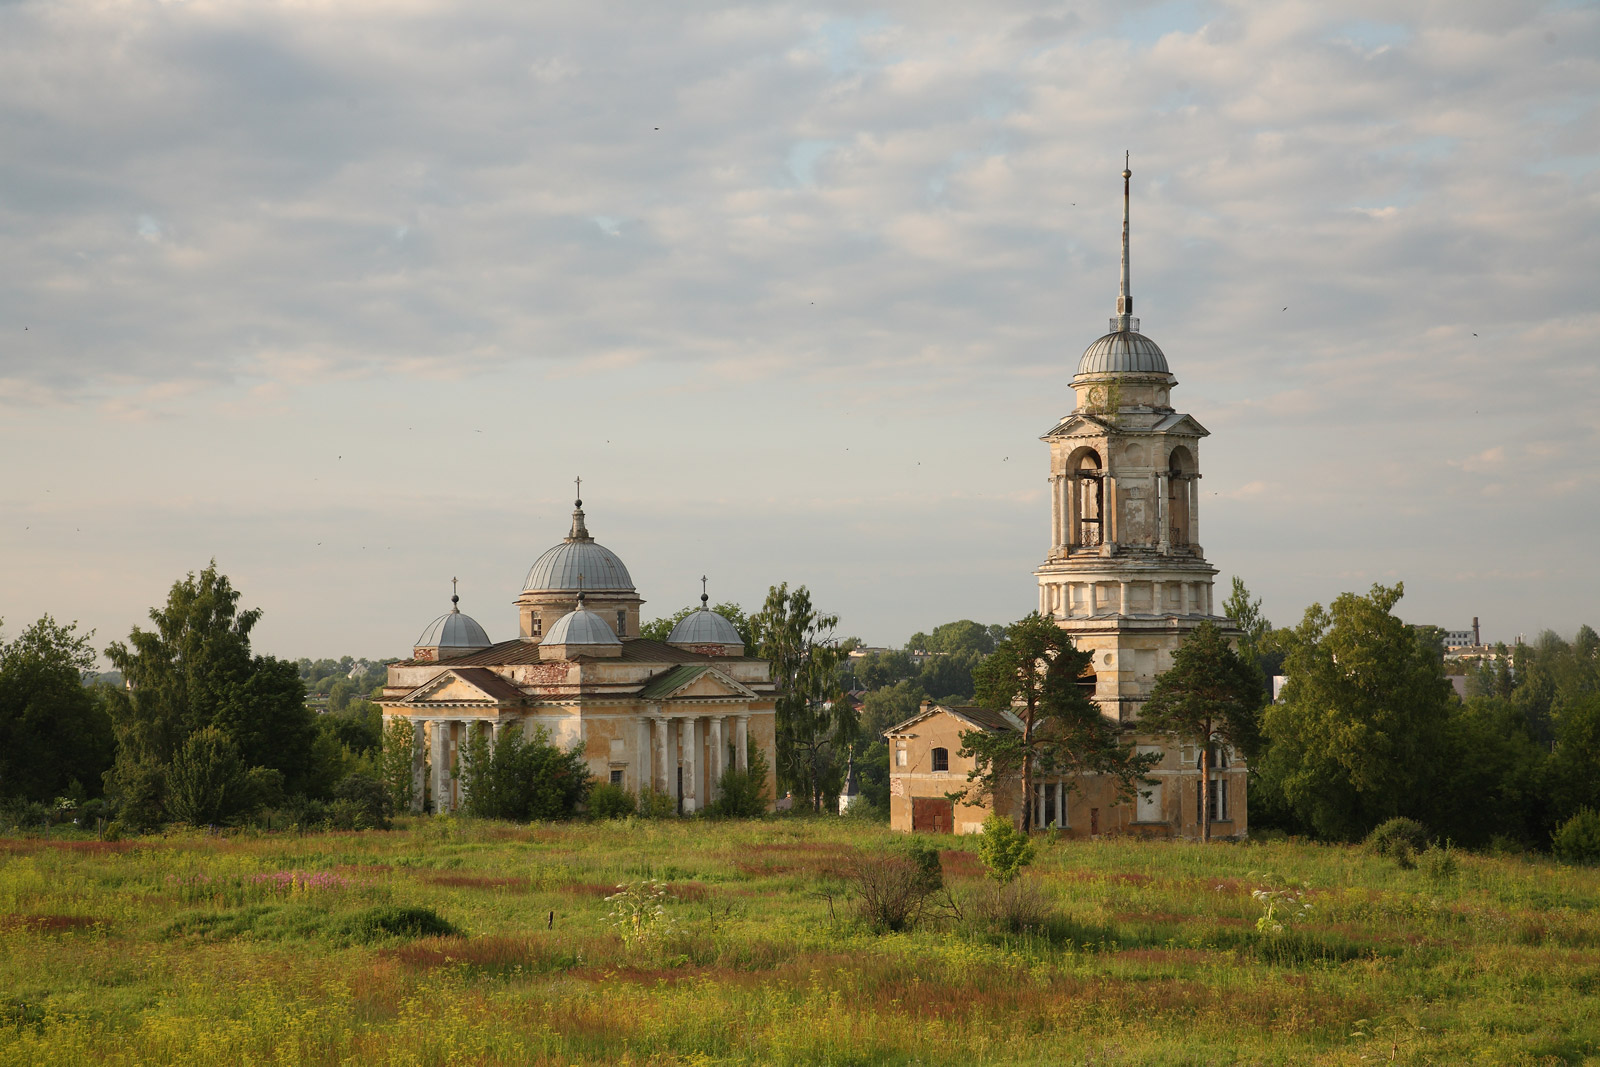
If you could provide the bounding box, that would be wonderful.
[889,160,1247,838]
[378,496,778,814]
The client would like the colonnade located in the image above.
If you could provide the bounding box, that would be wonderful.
[1040,577,1214,619]
[399,712,750,816]
[1048,468,1201,555]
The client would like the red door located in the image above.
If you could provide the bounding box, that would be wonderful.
[912,797,954,833]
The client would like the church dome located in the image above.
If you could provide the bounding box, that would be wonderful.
[415,591,491,650]
[668,604,742,646]
[522,498,635,593]
[544,604,620,646]
[1077,329,1170,377]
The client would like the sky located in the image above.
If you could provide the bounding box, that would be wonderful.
[1,0,1597,664]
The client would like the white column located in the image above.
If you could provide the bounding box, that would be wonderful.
[1118,580,1129,616]
[1067,475,1080,548]
[430,720,449,815]
[1156,472,1169,553]
[654,715,669,797]
[682,717,700,813]
[1102,474,1118,554]
[637,717,653,792]
[1190,474,1201,549]
[410,717,426,814]
[708,715,724,802]
[1205,582,1214,616]
[1181,582,1192,616]
[735,715,749,771]
[1050,475,1061,552]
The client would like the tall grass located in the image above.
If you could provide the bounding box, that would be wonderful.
[0,818,1595,1064]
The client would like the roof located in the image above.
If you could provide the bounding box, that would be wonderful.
[393,637,762,669]
[414,608,491,649]
[445,667,527,703]
[883,703,1021,737]
[1076,329,1170,377]
[544,606,621,646]
[522,503,635,592]
[667,607,743,647]
[638,664,709,700]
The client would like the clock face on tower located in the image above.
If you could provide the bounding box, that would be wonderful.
[1087,386,1106,409]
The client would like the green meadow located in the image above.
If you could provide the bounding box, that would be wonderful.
[1,819,1596,1066]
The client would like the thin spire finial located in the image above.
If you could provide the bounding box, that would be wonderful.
[1116,152,1133,330]
[576,573,585,606]
[450,577,460,611]
[574,475,582,508]
[700,575,709,607]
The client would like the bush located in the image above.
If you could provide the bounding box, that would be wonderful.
[588,783,636,820]
[976,813,1035,884]
[848,836,944,933]
[707,742,771,818]
[330,773,391,830]
[1421,843,1459,881]
[1366,817,1429,867]
[636,788,677,819]
[461,724,592,821]
[338,905,459,944]
[968,877,1053,935]
[1553,809,1600,866]
[166,727,254,826]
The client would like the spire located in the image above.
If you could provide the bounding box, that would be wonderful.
[1115,151,1135,333]
[450,577,460,613]
[567,477,592,541]
[700,575,709,608]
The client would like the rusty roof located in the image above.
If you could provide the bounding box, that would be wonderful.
[393,637,761,669]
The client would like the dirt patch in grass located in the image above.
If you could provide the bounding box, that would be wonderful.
[0,913,107,933]
[423,873,531,892]
[939,850,984,878]
[0,839,142,856]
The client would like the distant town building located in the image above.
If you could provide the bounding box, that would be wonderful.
[889,160,1247,838]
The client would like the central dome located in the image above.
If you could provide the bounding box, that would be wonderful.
[522,499,636,593]
[1076,329,1170,377]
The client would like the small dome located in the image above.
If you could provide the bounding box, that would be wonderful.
[668,607,742,647]
[522,499,635,593]
[544,605,620,646]
[415,608,491,649]
[1076,330,1170,377]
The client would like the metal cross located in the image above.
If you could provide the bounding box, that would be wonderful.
[701,575,708,598]
[574,475,582,501]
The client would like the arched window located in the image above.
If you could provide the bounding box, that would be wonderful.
[1167,447,1194,547]
[931,747,949,772]
[1075,451,1104,547]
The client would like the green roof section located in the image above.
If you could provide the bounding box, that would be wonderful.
[638,664,710,701]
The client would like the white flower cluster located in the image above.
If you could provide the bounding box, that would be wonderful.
[603,879,677,949]
[1251,883,1313,935]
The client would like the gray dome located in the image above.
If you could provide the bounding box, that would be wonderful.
[523,501,636,593]
[416,608,491,649]
[1076,330,1170,377]
[668,608,742,646]
[544,605,620,646]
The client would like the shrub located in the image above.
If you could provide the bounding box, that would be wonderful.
[848,836,943,933]
[968,877,1053,935]
[976,813,1035,884]
[330,773,391,830]
[603,880,677,950]
[1553,809,1600,866]
[707,742,771,818]
[589,783,636,820]
[636,787,677,819]
[166,727,254,826]
[461,724,592,821]
[1366,817,1429,867]
[1421,843,1459,881]
[338,905,459,944]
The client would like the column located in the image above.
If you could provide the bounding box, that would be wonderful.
[1103,474,1118,552]
[682,717,700,813]
[1205,583,1214,616]
[637,717,653,792]
[1050,475,1062,553]
[1067,475,1080,548]
[1088,582,1098,615]
[430,720,449,815]
[1156,472,1169,553]
[409,717,426,814]
[489,719,502,750]
[1118,580,1129,616]
[1190,474,1201,549]
[708,716,725,802]
[1181,582,1191,616]
[735,715,750,771]
[654,715,669,797]
[665,717,680,811]
[1152,580,1165,617]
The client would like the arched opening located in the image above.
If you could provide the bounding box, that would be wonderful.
[1167,446,1194,547]
[1077,667,1098,701]
[1074,451,1104,548]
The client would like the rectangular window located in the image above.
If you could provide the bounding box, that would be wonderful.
[896,748,907,767]
[1196,778,1229,821]
[610,769,624,785]
[616,610,627,638]
[531,617,542,637]
[931,747,949,772]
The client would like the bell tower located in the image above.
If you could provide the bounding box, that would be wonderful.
[1035,157,1224,723]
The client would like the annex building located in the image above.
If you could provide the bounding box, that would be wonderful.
[888,161,1248,839]
[378,493,778,814]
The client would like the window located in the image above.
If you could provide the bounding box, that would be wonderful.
[1034,781,1067,828]
[609,769,624,785]
[1196,778,1229,821]
[896,747,907,767]
[531,616,542,637]
[616,610,626,637]
[931,747,949,772]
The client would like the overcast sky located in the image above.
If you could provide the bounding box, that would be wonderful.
[2,0,1596,664]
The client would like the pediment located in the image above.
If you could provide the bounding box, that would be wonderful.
[1043,413,1113,440]
[641,664,760,702]
[1151,413,1210,437]
[401,667,524,707]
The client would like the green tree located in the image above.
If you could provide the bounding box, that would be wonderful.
[0,616,116,804]
[854,650,916,691]
[1223,577,1281,693]
[1550,692,1600,821]
[962,613,1155,831]
[977,812,1036,884]
[1137,621,1264,842]
[379,717,417,813]
[103,563,319,822]
[858,680,926,741]
[918,620,1000,657]
[1256,583,1454,841]
[460,723,591,821]
[750,583,852,811]
[165,726,251,826]
[707,738,771,818]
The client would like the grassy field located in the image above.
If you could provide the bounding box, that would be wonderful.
[1,818,1597,1066]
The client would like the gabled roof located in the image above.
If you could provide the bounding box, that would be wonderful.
[1149,412,1210,436]
[1042,412,1114,439]
[638,664,759,702]
[883,703,1021,738]
[395,666,526,706]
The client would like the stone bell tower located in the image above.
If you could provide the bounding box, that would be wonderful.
[1035,156,1224,723]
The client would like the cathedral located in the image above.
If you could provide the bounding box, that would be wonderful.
[378,493,778,814]
[888,160,1248,838]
